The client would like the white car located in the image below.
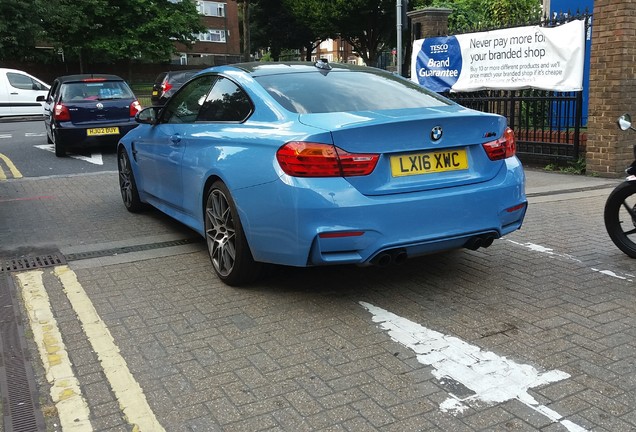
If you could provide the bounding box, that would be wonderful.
[0,68,50,117]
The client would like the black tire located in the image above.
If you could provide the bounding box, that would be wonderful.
[53,132,66,157]
[604,181,636,258]
[205,181,262,286]
[46,131,53,144]
[118,149,146,213]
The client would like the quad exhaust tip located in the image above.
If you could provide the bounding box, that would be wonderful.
[371,234,496,267]
[371,248,407,267]
[464,235,496,251]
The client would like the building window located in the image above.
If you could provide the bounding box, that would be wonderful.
[197,1,225,17]
[197,29,227,43]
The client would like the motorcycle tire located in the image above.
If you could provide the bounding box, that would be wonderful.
[604,181,636,258]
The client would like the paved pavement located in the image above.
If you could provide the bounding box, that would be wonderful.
[2,167,636,432]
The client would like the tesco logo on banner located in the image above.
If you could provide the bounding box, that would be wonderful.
[412,36,463,92]
[430,43,449,54]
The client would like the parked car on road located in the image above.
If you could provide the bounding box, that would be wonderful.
[42,74,141,156]
[151,70,200,106]
[0,68,49,117]
[117,61,527,286]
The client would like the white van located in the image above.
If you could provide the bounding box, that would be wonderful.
[0,68,50,117]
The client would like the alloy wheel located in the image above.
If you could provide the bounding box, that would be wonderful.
[205,189,236,277]
[118,152,133,208]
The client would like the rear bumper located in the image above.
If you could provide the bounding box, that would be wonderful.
[234,157,526,267]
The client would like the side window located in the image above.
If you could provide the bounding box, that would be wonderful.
[161,75,216,124]
[48,81,59,102]
[7,72,37,90]
[197,77,252,122]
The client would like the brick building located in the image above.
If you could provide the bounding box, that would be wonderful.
[173,0,241,66]
[311,39,363,65]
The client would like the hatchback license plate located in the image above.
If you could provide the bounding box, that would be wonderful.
[390,149,468,177]
[87,127,120,136]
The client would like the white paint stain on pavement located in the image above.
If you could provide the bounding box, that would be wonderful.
[506,240,582,263]
[35,144,104,165]
[507,239,634,283]
[360,302,588,432]
[53,265,165,432]
[591,268,633,281]
[16,270,93,431]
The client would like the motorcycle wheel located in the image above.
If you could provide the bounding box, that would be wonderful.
[604,181,636,258]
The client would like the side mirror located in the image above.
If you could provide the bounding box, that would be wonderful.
[618,113,632,131]
[135,107,160,125]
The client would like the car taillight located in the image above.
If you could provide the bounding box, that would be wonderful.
[53,103,71,121]
[276,142,379,177]
[482,127,516,161]
[162,82,173,93]
[129,100,142,117]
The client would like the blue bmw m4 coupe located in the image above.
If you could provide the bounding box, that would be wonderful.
[117,61,526,286]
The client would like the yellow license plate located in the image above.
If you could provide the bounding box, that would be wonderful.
[152,91,158,96]
[87,127,120,136]
[390,149,468,177]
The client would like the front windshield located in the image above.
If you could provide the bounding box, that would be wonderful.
[254,70,451,114]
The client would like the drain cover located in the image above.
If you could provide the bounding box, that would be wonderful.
[0,274,47,431]
[1,253,67,273]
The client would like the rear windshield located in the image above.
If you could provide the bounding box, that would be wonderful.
[61,81,134,101]
[254,70,451,114]
[153,73,168,85]
[170,71,198,84]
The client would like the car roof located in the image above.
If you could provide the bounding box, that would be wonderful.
[165,69,202,75]
[227,61,373,77]
[56,74,125,83]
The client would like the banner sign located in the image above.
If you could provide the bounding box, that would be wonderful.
[410,19,585,92]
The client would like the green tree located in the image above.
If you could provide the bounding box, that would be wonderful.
[413,0,541,32]
[331,0,395,66]
[92,0,204,62]
[38,0,204,71]
[251,0,312,61]
[233,0,252,61]
[0,0,45,61]
[282,0,337,61]
[255,0,392,65]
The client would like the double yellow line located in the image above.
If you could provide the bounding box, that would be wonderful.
[16,266,165,432]
[0,153,22,180]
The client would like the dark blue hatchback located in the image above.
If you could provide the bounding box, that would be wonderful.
[41,74,141,156]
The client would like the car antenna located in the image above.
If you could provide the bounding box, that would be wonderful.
[314,58,332,70]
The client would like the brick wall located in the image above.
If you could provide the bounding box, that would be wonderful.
[407,8,452,40]
[587,0,636,177]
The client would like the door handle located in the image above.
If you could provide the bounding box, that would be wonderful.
[170,134,181,145]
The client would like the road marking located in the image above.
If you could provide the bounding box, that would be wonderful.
[506,239,634,283]
[591,268,634,281]
[34,144,104,165]
[53,265,165,432]
[360,302,587,432]
[0,134,11,139]
[506,240,582,262]
[25,132,46,137]
[0,195,55,202]
[0,153,23,179]
[16,270,93,431]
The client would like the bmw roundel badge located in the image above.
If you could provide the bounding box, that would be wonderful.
[431,126,443,141]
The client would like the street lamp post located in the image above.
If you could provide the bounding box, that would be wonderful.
[396,0,403,75]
